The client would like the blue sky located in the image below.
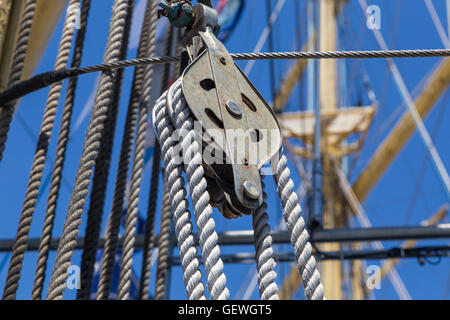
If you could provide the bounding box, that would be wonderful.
[0,0,448,300]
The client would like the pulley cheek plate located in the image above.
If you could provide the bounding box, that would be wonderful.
[181,29,282,211]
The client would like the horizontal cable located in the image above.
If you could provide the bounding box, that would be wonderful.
[1,48,450,105]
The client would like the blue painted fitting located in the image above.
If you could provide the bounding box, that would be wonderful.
[159,1,194,29]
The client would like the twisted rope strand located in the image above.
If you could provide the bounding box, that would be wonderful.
[117,0,158,300]
[153,90,205,300]
[95,0,154,300]
[252,179,279,300]
[31,0,92,300]
[274,154,324,300]
[77,0,134,300]
[153,185,172,300]
[139,24,174,300]
[3,0,80,300]
[46,0,130,300]
[171,79,229,300]
[0,0,37,161]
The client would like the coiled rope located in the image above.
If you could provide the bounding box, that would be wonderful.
[0,0,37,161]
[117,0,158,300]
[31,0,92,300]
[46,0,131,300]
[153,89,206,300]
[95,0,154,300]
[3,0,80,300]
[77,0,134,300]
[252,179,279,300]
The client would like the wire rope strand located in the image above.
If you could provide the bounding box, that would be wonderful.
[31,0,92,300]
[274,153,324,300]
[117,0,158,300]
[46,0,131,300]
[0,0,37,161]
[3,0,80,300]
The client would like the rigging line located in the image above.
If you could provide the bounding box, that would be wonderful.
[424,0,450,48]
[46,0,132,300]
[31,0,92,301]
[145,23,174,301]
[252,178,279,300]
[95,0,155,300]
[2,0,80,300]
[117,0,159,300]
[244,0,286,76]
[2,48,450,105]
[171,79,229,300]
[266,0,276,105]
[359,0,450,205]
[404,92,449,225]
[14,112,73,195]
[447,0,450,39]
[334,165,412,300]
[0,0,37,162]
[368,60,441,151]
[77,0,134,300]
[237,147,312,301]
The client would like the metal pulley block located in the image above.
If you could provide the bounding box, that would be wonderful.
[180,26,282,218]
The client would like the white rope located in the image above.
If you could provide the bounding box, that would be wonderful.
[170,78,230,300]
[274,153,324,300]
[252,179,279,300]
[153,77,325,301]
[153,90,206,300]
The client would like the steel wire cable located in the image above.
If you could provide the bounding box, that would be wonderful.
[77,0,134,300]
[2,0,80,300]
[69,49,450,78]
[117,0,159,300]
[46,0,131,300]
[31,0,92,300]
[95,0,154,300]
[2,48,450,106]
[153,90,206,300]
[140,24,175,300]
[0,0,37,161]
